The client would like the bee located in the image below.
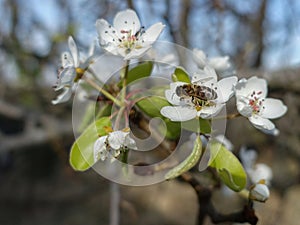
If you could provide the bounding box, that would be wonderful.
[175,84,218,106]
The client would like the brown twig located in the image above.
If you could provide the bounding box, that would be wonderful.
[180,173,258,225]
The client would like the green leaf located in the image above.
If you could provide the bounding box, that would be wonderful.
[160,119,181,140]
[69,117,112,171]
[165,135,202,179]
[126,61,153,84]
[96,104,112,118]
[181,118,211,134]
[136,96,171,118]
[208,142,247,192]
[172,67,190,83]
[136,96,181,139]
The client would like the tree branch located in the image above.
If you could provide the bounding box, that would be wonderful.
[180,173,258,225]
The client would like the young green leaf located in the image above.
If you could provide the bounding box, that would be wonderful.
[69,117,111,171]
[165,135,202,180]
[136,96,171,118]
[172,67,190,83]
[208,142,247,192]
[159,119,181,140]
[136,96,181,139]
[126,61,153,84]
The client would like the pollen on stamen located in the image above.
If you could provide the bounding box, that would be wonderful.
[195,106,202,111]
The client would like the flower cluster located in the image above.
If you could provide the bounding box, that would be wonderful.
[94,129,137,162]
[161,69,287,135]
[193,49,231,73]
[235,76,287,135]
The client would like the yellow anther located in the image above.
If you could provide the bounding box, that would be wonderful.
[122,127,130,132]
[195,106,202,111]
[76,67,85,76]
[104,126,113,134]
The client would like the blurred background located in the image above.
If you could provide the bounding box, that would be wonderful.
[0,0,299,224]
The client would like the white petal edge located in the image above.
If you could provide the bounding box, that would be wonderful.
[108,131,126,149]
[113,9,141,35]
[197,103,224,119]
[141,22,165,44]
[61,52,74,67]
[192,48,207,69]
[52,87,73,105]
[160,106,197,122]
[93,136,107,162]
[217,76,238,102]
[124,45,152,60]
[68,36,79,67]
[236,95,253,117]
[235,76,268,98]
[95,19,119,55]
[208,56,230,72]
[249,116,276,132]
[56,67,76,88]
[261,98,287,119]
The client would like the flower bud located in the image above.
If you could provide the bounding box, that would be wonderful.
[249,179,270,202]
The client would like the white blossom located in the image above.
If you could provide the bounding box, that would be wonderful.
[52,36,95,105]
[96,9,165,60]
[239,146,273,185]
[235,76,287,135]
[93,130,137,163]
[193,49,231,72]
[160,66,237,121]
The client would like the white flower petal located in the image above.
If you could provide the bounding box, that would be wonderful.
[108,131,126,149]
[197,103,224,118]
[94,136,108,162]
[191,67,217,84]
[249,115,275,131]
[68,36,79,67]
[52,87,73,105]
[262,128,280,136]
[192,49,207,69]
[235,76,268,98]
[217,76,238,102]
[56,67,76,89]
[61,52,74,67]
[140,22,165,44]
[208,56,230,72]
[124,135,138,150]
[261,98,287,119]
[96,19,119,54]
[203,66,218,81]
[236,95,253,117]
[124,45,151,60]
[113,9,141,35]
[165,89,180,105]
[239,146,257,171]
[160,106,197,121]
[249,163,273,184]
